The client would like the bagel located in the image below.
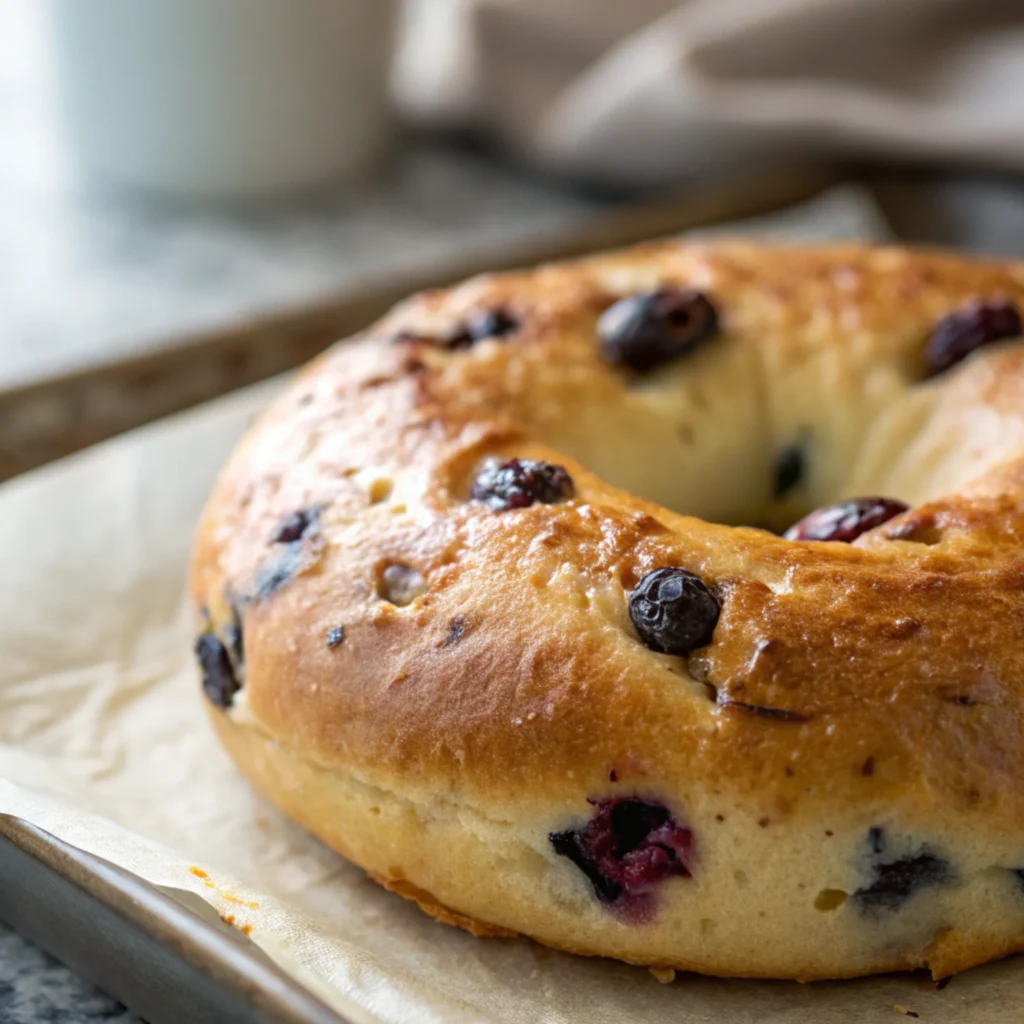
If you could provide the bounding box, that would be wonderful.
[190,241,1024,981]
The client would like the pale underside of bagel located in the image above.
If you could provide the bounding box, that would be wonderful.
[190,242,1024,980]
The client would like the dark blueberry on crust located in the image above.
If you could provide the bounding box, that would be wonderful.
[254,542,304,601]
[598,288,718,373]
[393,309,519,351]
[471,459,574,512]
[441,615,468,647]
[255,509,323,599]
[629,568,720,656]
[784,497,909,543]
[924,298,1022,377]
[773,445,804,498]
[325,625,345,648]
[222,601,245,673]
[444,308,519,350]
[269,507,320,544]
[456,308,518,346]
[550,798,692,912]
[195,632,241,709]
[853,827,953,914]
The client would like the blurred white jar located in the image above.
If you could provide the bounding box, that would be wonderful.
[47,0,396,200]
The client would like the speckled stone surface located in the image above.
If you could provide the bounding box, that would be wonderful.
[0,924,137,1024]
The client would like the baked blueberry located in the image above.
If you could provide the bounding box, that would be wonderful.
[222,600,245,672]
[598,288,718,373]
[325,625,345,648]
[442,615,468,647]
[550,798,692,910]
[773,445,804,498]
[269,507,320,544]
[442,308,519,350]
[629,568,720,656]
[392,309,519,350]
[853,827,952,913]
[256,508,323,598]
[925,299,1022,377]
[195,631,241,709]
[254,543,304,600]
[471,458,574,512]
[784,497,908,543]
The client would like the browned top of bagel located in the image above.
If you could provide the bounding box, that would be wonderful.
[189,241,1024,837]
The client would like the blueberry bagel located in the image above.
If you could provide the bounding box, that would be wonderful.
[190,242,1024,980]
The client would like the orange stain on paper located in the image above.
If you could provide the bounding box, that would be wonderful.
[223,892,260,909]
[189,865,260,908]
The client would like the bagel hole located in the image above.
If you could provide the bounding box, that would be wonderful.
[377,562,427,606]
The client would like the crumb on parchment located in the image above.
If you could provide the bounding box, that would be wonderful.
[649,968,676,984]
[219,912,253,937]
[893,1005,920,1019]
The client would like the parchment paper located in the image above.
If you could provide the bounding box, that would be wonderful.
[3,188,1017,1022]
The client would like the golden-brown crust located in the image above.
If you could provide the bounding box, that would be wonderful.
[191,242,1024,978]
[207,696,1024,980]
[368,873,518,939]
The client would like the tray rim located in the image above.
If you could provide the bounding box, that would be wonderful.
[0,814,352,1024]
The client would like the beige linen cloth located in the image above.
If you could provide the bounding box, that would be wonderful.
[395,0,1024,187]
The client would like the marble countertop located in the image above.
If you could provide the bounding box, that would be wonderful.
[0,924,136,1024]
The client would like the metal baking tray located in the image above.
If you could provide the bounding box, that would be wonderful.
[0,167,843,1023]
[0,816,347,1024]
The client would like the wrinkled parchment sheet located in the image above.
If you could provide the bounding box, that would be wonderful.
[5,188,1018,1022]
